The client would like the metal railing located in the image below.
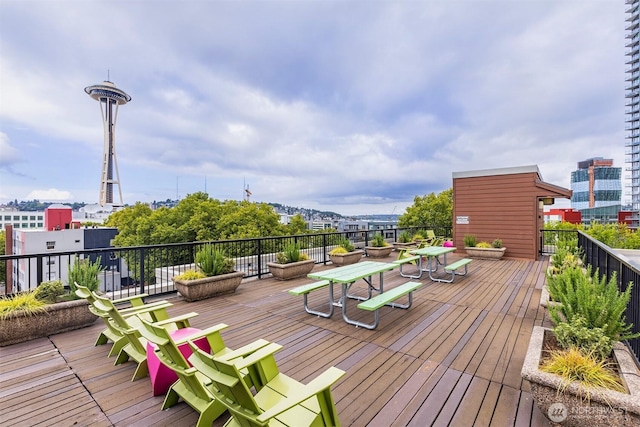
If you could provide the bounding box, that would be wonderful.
[0,226,451,299]
[539,229,579,255]
[578,231,640,363]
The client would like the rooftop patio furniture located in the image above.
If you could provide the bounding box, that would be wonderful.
[75,283,174,357]
[91,292,198,382]
[187,339,345,426]
[136,316,268,426]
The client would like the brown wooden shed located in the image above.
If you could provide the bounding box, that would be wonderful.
[452,165,572,260]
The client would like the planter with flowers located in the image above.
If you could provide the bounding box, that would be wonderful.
[329,238,363,266]
[366,233,393,258]
[464,235,506,260]
[521,266,640,426]
[267,243,315,280]
[172,246,243,302]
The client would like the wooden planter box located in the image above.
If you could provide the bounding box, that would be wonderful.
[521,326,640,426]
[173,271,244,302]
[0,299,98,346]
[266,259,315,280]
[329,250,364,266]
[465,247,506,260]
[365,246,393,258]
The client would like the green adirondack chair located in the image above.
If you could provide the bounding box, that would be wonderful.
[135,316,267,426]
[75,283,174,357]
[91,293,197,381]
[187,339,345,426]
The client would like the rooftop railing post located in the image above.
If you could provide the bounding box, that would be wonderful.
[139,247,146,293]
[257,238,263,279]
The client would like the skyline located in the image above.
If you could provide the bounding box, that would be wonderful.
[0,1,626,216]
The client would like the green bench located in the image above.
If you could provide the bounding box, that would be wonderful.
[354,281,423,329]
[438,258,472,283]
[288,280,334,318]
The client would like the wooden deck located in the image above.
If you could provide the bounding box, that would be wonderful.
[0,253,554,426]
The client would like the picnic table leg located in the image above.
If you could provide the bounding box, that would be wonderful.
[303,282,335,318]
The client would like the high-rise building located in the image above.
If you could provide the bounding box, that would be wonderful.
[626,0,640,226]
[570,158,621,210]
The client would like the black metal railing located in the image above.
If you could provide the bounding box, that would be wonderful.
[0,226,450,299]
[578,231,640,364]
[539,229,579,255]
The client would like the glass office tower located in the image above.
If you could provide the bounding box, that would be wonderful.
[626,0,640,226]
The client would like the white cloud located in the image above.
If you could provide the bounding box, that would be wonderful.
[25,189,73,202]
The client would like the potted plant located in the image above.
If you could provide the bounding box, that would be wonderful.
[541,247,584,308]
[172,245,244,302]
[522,267,640,426]
[464,235,506,259]
[393,231,416,251]
[328,238,363,266]
[0,277,98,347]
[366,233,393,258]
[267,242,315,280]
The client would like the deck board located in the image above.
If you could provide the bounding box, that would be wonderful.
[0,253,552,426]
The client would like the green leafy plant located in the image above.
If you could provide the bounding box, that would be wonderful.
[34,280,64,304]
[476,241,492,248]
[553,316,614,361]
[463,234,477,247]
[0,291,47,319]
[68,256,104,298]
[541,347,625,398]
[548,266,640,346]
[329,238,355,255]
[412,232,425,241]
[398,231,412,243]
[275,243,310,264]
[492,239,502,249]
[174,269,206,280]
[195,245,235,276]
[370,233,388,247]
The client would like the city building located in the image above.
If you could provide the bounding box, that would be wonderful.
[570,158,621,210]
[626,0,640,226]
[0,210,45,230]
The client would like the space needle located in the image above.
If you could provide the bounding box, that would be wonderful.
[84,80,131,207]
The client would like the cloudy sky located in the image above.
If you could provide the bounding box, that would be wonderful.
[0,0,627,216]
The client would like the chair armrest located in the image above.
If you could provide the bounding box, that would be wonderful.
[121,303,173,318]
[118,300,170,314]
[171,322,228,344]
[222,342,282,370]
[112,293,150,306]
[153,311,199,329]
[256,367,346,422]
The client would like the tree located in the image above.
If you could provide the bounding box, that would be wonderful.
[287,214,308,235]
[398,188,453,228]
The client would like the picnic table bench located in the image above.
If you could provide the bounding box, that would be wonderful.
[439,258,472,283]
[356,281,422,329]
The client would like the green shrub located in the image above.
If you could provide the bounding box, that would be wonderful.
[336,238,355,253]
[398,231,412,243]
[174,269,206,280]
[492,239,502,248]
[463,234,477,247]
[553,316,613,361]
[412,232,424,241]
[275,243,309,264]
[34,280,64,303]
[0,291,47,319]
[370,233,387,247]
[69,256,104,298]
[195,246,234,276]
[548,266,640,345]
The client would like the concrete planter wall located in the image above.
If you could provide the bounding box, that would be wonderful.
[173,271,244,302]
[365,246,393,258]
[329,250,364,266]
[465,247,506,260]
[266,259,315,280]
[0,299,98,346]
[521,326,640,426]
